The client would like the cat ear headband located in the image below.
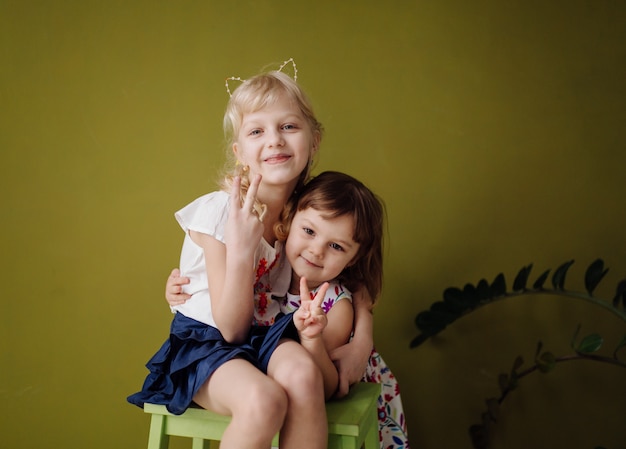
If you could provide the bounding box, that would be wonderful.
[224,58,298,97]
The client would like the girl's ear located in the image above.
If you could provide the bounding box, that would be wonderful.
[232,143,241,163]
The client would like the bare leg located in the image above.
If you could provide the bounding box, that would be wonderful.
[193,358,287,449]
[267,340,328,449]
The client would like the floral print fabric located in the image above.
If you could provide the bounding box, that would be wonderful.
[362,349,410,449]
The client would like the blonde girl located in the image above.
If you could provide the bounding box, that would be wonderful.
[130,66,332,449]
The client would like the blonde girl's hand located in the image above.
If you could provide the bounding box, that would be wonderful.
[225,174,264,259]
[294,277,329,340]
[165,268,191,306]
[329,342,370,397]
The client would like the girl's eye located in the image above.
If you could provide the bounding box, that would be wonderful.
[303,227,314,236]
[330,243,344,252]
[249,129,262,136]
[282,124,297,131]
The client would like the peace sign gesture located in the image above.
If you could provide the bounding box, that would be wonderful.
[294,277,329,341]
[225,174,264,261]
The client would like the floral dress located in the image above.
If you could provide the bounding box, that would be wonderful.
[362,349,410,449]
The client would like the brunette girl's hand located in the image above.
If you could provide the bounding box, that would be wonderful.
[330,288,374,397]
[294,277,329,340]
[165,268,191,306]
[225,175,264,260]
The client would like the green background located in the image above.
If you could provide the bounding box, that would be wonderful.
[2,1,625,448]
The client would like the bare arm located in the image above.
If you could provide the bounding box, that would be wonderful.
[295,279,354,399]
[294,279,336,399]
[191,175,264,344]
[330,288,374,397]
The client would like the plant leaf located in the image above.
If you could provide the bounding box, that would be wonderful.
[584,258,609,295]
[430,301,460,324]
[409,333,430,348]
[612,279,626,308]
[463,283,480,306]
[577,333,603,354]
[475,279,490,301]
[511,355,524,374]
[551,259,575,290]
[443,287,468,312]
[490,273,506,297]
[532,269,550,289]
[469,423,489,449]
[513,264,533,292]
[536,351,556,373]
[414,310,445,334]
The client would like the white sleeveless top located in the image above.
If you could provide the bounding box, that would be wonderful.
[172,191,291,327]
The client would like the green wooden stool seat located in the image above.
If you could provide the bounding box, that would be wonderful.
[143,381,381,449]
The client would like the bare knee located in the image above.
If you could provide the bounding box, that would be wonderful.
[275,353,323,399]
[234,379,288,435]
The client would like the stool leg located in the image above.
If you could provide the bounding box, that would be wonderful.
[147,414,170,449]
[192,437,215,449]
[363,420,379,449]
[332,435,357,449]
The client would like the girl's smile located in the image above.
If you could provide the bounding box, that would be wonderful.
[286,207,360,290]
[263,153,292,164]
[301,256,322,268]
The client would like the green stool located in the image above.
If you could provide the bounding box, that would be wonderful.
[143,382,381,449]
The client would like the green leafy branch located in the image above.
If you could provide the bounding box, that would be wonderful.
[410,258,626,449]
[469,329,626,449]
[410,258,626,349]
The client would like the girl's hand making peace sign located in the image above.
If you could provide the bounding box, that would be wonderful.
[294,277,329,340]
[225,174,264,261]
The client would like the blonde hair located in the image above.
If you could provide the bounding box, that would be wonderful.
[275,171,386,304]
[220,71,323,210]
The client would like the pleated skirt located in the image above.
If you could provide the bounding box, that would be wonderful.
[127,312,298,415]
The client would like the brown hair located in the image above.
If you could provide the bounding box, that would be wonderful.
[276,171,385,303]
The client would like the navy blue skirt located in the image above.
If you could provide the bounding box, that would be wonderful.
[127,312,298,415]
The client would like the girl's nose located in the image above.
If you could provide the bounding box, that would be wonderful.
[308,241,325,258]
[266,129,284,147]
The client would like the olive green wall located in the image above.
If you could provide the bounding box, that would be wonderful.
[2,1,625,448]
